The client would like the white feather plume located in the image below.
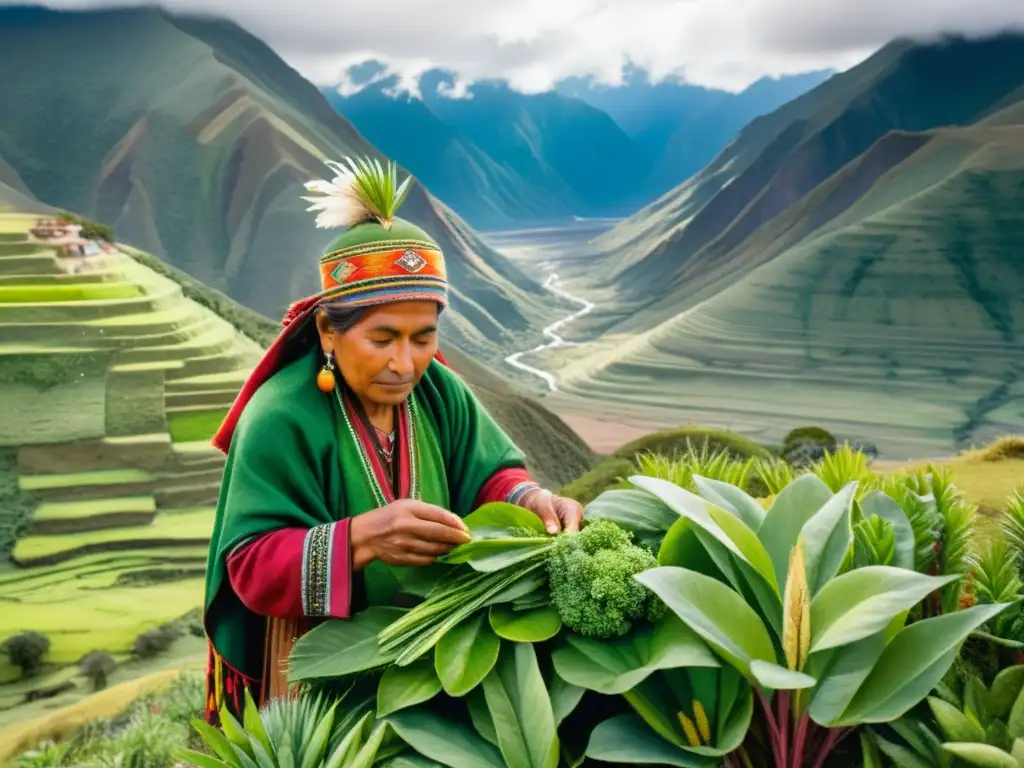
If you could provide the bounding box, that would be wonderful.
[301,160,372,229]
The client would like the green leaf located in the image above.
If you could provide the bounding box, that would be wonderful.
[1008,684,1024,740]
[941,743,1019,768]
[467,687,498,746]
[176,750,227,768]
[288,607,404,680]
[760,473,834,588]
[380,757,447,768]
[860,491,916,570]
[387,708,505,768]
[488,605,562,642]
[440,538,552,565]
[435,613,501,697]
[301,702,338,768]
[809,632,887,726]
[800,482,855,594]
[585,488,679,547]
[810,567,956,653]
[749,660,817,690]
[549,671,585,727]
[635,567,776,680]
[585,714,717,767]
[377,658,443,717]
[629,476,779,594]
[552,614,719,695]
[464,502,548,536]
[461,542,557,573]
[242,688,271,758]
[992,666,1024,720]
[692,475,766,532]
[481,644,559,768]
[219,705,251,752]
[872,733,936,768]
[929,696,986,742]
[351,722,390,768]
[191,718,245,766]
[836,604,1011,725]
[324,711,373,768]
[1012,739,1024,764]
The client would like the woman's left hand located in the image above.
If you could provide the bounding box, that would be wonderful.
[519,489,583,535]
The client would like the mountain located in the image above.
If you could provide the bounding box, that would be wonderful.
[0,6,556,364]
[326,67,829,228]
[549,33,1024,456]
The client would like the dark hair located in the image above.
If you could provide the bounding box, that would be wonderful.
[318,299,444,334]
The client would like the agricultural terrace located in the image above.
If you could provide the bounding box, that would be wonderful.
[0,213,261,701]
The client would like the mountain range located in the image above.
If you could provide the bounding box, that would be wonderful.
[544,32,1024,455]
[323,65,832,228]
[0,5,559,365]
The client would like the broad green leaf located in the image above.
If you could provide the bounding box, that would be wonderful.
[586,488,678,547]
[380,757,447,768]
[585,714,716,767]
[435,613,501,697]
[489,605,562,642]
[387,708,505,768]
[929,696,986,742]
[809,632,887,726]
[242,689,271,757]
[467,688,498,746]
[635,567,776,679]
[996,668,1024,724]
[440,538,552,565]
[461,542,557,573]
[810,567,956,653]
[481,643,559,768]
[630,476,779,593]
[760,474,834,590]
[549,670,585,727]
[800,482,855,594]
[622,671,689,747]
[1008,684,1024,740]
[176,750,226,768]
[288,607,404,680]
[658,518,726,580]
[463,502,548,536]
[552,613,718,695]
[482,572,546,607]
[377,658,442,717]
[191,718,245,766]
[941,743,1019,768]
[860,491,916,570]
[837,604,1011,724]
[692,475,766,532]
[1013,739,1024,763]
[749,660,817,690]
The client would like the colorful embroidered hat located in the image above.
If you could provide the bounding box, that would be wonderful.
[302,157,448,309]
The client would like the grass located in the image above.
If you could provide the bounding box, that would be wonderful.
[31,496,156,521]
[166,408,229,443]
[0,283,143,303]
[18,470,153,492]
[12,508,214,564]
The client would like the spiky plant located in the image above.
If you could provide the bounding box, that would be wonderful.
[876,472,944,574]
[810,444,875,494]
[301,156,413,230]
[634,444,754,493]
[970,540,1022,608]
[999,487,1024,565]
[753,455,795,496]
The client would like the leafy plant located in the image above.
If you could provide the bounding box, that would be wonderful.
[1001,488,1024,564]
[754,456,795,497]
[618,472,1009,767]
[2,630,50,678]
[810,444,875,493]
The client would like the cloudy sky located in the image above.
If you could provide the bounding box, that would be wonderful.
[12,0,1024,93]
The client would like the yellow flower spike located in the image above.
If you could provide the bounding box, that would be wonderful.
[692,699,711,744]
[782,535,811,671]
[677,711,702,747]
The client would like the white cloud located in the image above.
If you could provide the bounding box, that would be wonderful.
[9,0,1024,92]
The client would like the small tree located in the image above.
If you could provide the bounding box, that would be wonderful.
[132,626,176,659]
[2,631,50,678]
[79,651,117,691]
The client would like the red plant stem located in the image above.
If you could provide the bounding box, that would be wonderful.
[790,711,810,767]
[756,689,784,768]
[809,727,847,768]
[776,690,791,767]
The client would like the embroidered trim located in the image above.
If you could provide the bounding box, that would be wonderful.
[301,523,334,616]
[508,482,542,505]
[320,239,440,263]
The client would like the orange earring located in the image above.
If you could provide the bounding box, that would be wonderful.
[316,351,336,393]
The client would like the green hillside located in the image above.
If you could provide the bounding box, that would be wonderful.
[0,212,594,723]
[0,6,557,367]
[528,34,1024,456]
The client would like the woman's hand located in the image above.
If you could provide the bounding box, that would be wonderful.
[519,489,583,535]
[350,500,471,570]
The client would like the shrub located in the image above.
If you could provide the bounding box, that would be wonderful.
[559,457,635,505]
[980,435,1024,461]
[131,626,177,659]
[782,425,838,449]
[781,425,839,467]
[612,426,771,463]
[79,650,117,691]
[2,630,50,678]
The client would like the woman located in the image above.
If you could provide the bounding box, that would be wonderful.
[202,157,583,723]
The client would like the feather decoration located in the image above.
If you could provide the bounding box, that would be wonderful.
[301,156,413,230]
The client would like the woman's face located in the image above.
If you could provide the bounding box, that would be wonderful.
[317,300,440,406]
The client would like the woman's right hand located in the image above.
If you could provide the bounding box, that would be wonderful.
[350,500,471,570]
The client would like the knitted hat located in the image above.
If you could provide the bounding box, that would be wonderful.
[302,157,448,309]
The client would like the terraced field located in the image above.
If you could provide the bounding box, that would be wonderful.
[0,212,262,685]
